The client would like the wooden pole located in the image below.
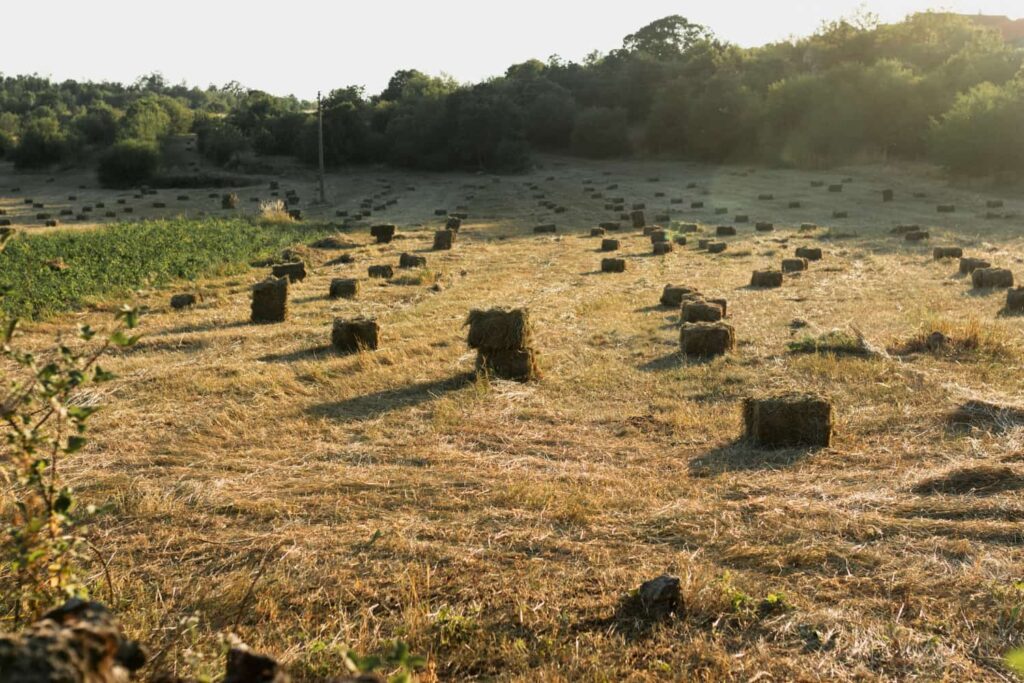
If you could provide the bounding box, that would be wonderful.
[317,91,326,204]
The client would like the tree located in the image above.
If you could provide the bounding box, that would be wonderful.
[622,15,714,61]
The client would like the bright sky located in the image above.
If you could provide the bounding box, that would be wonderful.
[4,1,1021,99]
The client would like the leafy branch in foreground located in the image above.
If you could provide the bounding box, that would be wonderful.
[0,228,142,624]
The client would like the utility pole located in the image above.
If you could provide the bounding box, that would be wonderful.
[316,91,326,205]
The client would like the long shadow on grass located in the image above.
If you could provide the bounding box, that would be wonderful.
[639,351,717,373]
[307,372,475,422]
[151,320,251,336]
[688,440,817,476]
[259,345,335,363]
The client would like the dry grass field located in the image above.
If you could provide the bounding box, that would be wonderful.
[5,155,1024,681]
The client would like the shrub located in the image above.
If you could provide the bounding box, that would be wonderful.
[97,139,160,188]
[10,117,70,169]
[570,107,630,158]
[196,121,248,166]
[930,80,1024,176]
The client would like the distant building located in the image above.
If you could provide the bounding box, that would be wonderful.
[967,14,1024,46]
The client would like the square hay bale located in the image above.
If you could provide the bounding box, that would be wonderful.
[707,242,727,254]
[1004,287,1024,313]
[650,229,668,243]
[632,203,646,210]
[751,270,783,288]
[707,297,728,316]
[937,204,956,213]
[755,222,774,232]
[697,239,711,250]
[832,211,848,219]
[476,348,539,382]
[533,224,557,234]
[670,198,683,204]
[329,278,359,299]
[960,257,991,275]
[827,184,842,193]
[758,193,774,200]
[399,253,427,269]
[716,226,736,236]
[434,209,447,216]
[933,247,963,259]
[601,239,621,252]
[590,227,606,237]
[674,235,688,246]
[972,267,1014,289]
[602,258,626,273]
[332,318,380,353]
[680,322,735,357]
[251,277,288,323]
[271,261,306,283]
[735,215,749,223]
[599,222,621,230]
[691,201,704,209]
[795,247,822,261]
[661,285,702,307]
[782,257,809,273]
[682,300,724,323]
[433,229,455,250]
[170,293,197,309]
[680,224,699,233]
[466,308,532,352]
[715,208,728,215]
[788,201,802,209]
[368,264,394,279]
[370,224,397,243]
[288,209,302,221]
[653,241,673,255]
[45,220,59,228]
[446,216,463,231]
[904,230,929,242]
[810,181,824,188]
[743,394,832,448]
[152,202,166,208]
[882,189,894,202]
[631,210,646,229]
[799,223,816,231]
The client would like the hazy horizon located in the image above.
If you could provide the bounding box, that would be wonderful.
[5,0,1022,99]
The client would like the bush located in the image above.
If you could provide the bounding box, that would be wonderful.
[97,139,160,188]
[10,117,70,169]
[196,121,248,166]
[930,80,1024,176]
[570,107,631,158]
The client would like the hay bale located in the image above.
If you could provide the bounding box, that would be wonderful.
[329,278,359,299]
[735,215,749,224]
[715,208,728,216]
[1004,287,1024,313]
[788,201,802,209]
[650,229,668,244]
[697,239,711,249]
[904,230,929,242]
[782,257,808,273]
[758,193,774,200]
[466,308,532,351]
[631,210,646,229]
[972,267,1014,289]
[933,247,963,259]
[828,184,842,193]
[755,222,774,232]
[446,216,462,231]
[799,223,816,231]
[637,575,681,617]
[707,298,728,316]
[707,242,727,254]
[632,203,646,210]
[795,247,822,261]
[288,209,302,221]
[832,211,848,219]
[661,285,702,307]
[332,318,380,353]
[271,261,306,282]
[433,229,455,250]
[716,226,736,236]
[45,220,58,228]
[368,265,394,279]
[599,222,620,230]
[882,189,894,202]
[152,202,166,208]
[533,224,557,234]
[680,224,699,233]
[751,270,783,288]
[680,322,735,357]
[682,300,724,323]
[601,258,626,273]
[937,204,956,213]
[653,242,673,255]
[960,257,991,275]
[399,253,427,269]
[670,198,683,204]
[590,227,606,237]
[601,238,620,252]
[251,277,288,323]
[170,293,197,309]
[370,224,396,243]
[742,394,832,448]
[691,201,704,209]
[674,235,688,246]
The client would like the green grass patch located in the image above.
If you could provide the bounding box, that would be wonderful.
[0,218,338,319]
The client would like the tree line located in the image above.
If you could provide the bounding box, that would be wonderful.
[0,11,1022,183]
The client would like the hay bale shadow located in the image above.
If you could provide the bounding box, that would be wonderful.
[688,439,818,476]
[572,593,679,643]
[912,465,1024,496]
[307,373,475,422]
[947,400,1024,435]
[152,320,250,337]
[638,350,718,373]
[259,345,335,363]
